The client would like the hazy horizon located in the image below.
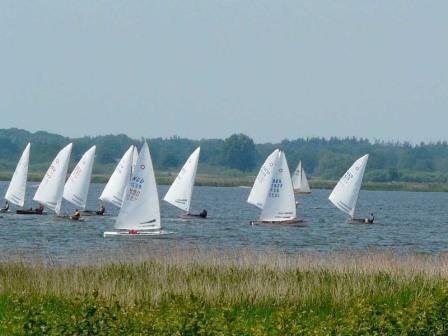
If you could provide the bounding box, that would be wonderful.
[1,1,447,143]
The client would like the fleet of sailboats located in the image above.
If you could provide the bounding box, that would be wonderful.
[0,141,377,233]
[164,147,206,218]
[328,154,373,224]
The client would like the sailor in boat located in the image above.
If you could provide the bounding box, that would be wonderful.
[364,213,374,224]
[0,201,9,213]
[199,209,207,218]
[35,204,44,214]
[71,209,81,220]
[96,205,106,216]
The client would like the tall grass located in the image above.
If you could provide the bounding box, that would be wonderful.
[1,249,448,334]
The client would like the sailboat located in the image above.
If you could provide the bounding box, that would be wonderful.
[328,154,374,224]
[247,149,301,225]
[104,141,173,237]
[99,145,134,208]
[2,143,30,213]
[292,161,311,194]
[163,147,206,218]
[62,145,96,219]
[32,143,73,216]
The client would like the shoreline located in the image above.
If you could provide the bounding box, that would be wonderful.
[1,173,448,192]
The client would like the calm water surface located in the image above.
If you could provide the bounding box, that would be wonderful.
[0,181,447,261]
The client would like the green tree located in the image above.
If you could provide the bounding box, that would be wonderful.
[222,134,257,172]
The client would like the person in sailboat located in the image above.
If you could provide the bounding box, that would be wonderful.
[71,209,81,220]
[35,203,44,214]
[96,205,106,216]
[199,209,207,218]
[364,213,374,224]
[0,201,9,213]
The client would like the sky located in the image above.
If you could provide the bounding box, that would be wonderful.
[0,1,447,143]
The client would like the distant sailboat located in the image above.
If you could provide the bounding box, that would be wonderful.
[164,147,206,218]
[33,143,73,216]
[328,154,374,224]
[292,161,311,194]
[63,145,96,210]
[99,145,134,208]
[247,149,302,225]
[104,141,173,237]
[2,143,30,213]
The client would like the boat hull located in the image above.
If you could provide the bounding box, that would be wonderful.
[103,230,174,237]
[294,191,311,195]
[347,218,374,224]
[55,215,85,222]
[181,213,207,219]
[16,210,47,215]
[250,219,305,225]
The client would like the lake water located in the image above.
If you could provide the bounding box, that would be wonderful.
[0,181,447,262]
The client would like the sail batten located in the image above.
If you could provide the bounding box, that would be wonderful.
[328,154,369,218]
[164,147,200,212]
[5,143,30,207]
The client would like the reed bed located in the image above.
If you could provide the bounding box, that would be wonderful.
[1,248,448,334]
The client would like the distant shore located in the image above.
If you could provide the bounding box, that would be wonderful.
[0,171,447,192]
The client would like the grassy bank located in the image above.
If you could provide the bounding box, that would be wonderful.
[1,249,448,334]
[1,170,448,191]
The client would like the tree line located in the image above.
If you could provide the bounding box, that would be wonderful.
[1,128,448,183]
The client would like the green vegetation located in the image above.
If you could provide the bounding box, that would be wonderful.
[3,128,448,188]
[1,249,448,334]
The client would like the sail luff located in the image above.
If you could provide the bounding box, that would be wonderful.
[5,143,30,207]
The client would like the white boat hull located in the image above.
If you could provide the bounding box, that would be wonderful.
[103,230,174,238]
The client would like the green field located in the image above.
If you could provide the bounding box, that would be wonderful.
[1,249,448,334]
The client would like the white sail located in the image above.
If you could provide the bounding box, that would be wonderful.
[247,149,279,209]
[33,143,73,214]
[5,143,31,207]
[114,142,161,231]
[63,145,96,209]
[292,161,311,193]
[132,146,138,173]
[328,154,369,218]
[164,147,200,212]
[259,151,297,221]
[99,145,134,207]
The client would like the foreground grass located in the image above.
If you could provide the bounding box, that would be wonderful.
[1,249,448,334]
